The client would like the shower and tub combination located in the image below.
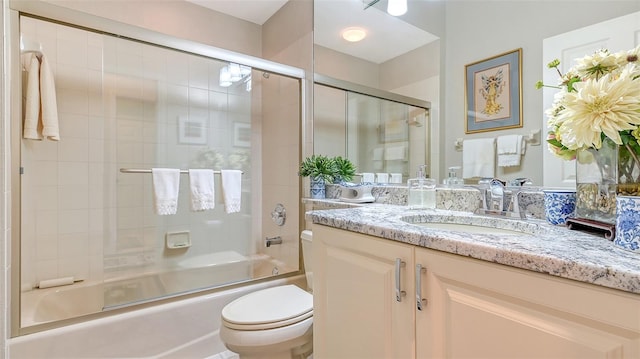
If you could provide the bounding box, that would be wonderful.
[9,2,307,356]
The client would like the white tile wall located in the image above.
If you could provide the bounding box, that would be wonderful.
[19,16,301,300]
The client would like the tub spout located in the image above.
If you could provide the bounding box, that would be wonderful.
[265,236,283,247]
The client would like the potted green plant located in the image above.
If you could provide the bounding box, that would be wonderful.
[299,155,337,198]
[332,156,356,183]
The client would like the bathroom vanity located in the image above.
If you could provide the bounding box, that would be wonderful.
[308,205,640,359]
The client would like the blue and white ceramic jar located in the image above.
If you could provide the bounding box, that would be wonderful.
[543,189,576,225]
[310,176,326,199]
[614,196,640,253]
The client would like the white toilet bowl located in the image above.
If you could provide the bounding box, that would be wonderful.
[220,230,314,359]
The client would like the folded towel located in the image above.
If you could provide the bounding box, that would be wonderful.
[385,145,406,161]
[188,169,215,211]
[152,168,180,215]
[22,53,41,140]
[376,173,389,183]
[361,173,375,183]
[462,138,496,179]
[39,55,59,141]
[389,173,403,184]
[22,53,59,141]
[497,135,524,167]
[220,169,242,214]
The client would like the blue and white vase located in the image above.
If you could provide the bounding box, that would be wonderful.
[543,189,576,225]
[310,176,326,199]
[614,196,640,253]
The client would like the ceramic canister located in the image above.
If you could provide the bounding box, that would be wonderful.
[543,189,576,225]
[614,195,640,252]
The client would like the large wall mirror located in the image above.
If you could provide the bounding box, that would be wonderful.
[313,0,443,181]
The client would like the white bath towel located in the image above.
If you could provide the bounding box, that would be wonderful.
[385,145,407,161]
[22,53,41,140]
[152,168,180,215]
[497,134,524,167]
[39,55,60,141]
[462,138,496,179]
[220,169,242,214]
[22,53,59,141]
[361,173,375,183]
[188,169,215,211]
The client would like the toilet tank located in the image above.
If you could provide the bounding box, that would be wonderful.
[301,230,313,292]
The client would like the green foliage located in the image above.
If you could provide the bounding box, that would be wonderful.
[298,155,357,183]
[299,155,337,183]
[332,156,356,183]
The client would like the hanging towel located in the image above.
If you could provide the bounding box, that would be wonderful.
[152,168,180,215]
[361,173,375,183]
[385,145,407,161]
[39,55,60,141]
[22,53,41,140]
[188,169,215,211]
[372,147,384,161]
[21,53,59,141]
[462,138,496,179]
[220,169,242,214]
[497,135,524,167]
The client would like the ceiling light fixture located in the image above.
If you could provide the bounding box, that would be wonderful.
[342,27,367,42]
[387,0,407,16]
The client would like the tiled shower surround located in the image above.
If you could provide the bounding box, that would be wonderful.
[19,16,301,300]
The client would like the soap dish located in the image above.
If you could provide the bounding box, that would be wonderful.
[166,231,191,249]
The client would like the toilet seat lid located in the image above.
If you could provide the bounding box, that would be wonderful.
[222,285,313,328]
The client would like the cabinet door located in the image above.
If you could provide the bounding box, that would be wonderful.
[415,248,640,359]
[313,225,415,359]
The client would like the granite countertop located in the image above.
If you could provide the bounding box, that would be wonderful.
[307,204,640,294]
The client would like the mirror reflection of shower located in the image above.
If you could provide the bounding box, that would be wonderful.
[314,79,430,179]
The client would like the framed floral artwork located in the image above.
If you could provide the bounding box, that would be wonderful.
[178,116,207,145]
[465,48,523,134]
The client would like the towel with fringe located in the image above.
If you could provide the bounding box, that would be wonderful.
[152,168,180,215]
[220,169,242,214]
[497,135,524,167]
[188,169,215,211]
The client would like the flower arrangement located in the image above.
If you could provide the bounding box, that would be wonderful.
[537,46,640,189]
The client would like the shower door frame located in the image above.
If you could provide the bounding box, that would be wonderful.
[8,1,307,337]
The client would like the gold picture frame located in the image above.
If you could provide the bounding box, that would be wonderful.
[465,48,523,134]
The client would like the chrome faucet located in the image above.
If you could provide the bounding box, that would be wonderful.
[475,178,531,219]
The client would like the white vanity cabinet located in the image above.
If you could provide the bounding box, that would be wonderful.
[313,225,640,359]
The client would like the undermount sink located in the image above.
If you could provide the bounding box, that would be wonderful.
[400,214,543,236]
[411,222,532,236]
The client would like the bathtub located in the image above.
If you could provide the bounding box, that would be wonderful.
[21,251,288,327]
[11,273,306,358]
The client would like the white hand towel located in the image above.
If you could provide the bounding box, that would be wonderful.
[39,55,60,141]
[385,145,407,161]
[22,53,41,140]
[361,173,375,183]
[188,169,215,211]
[497,135,524,167]
[220,169,242,214]
[152,168,180,215]
[462,138,496,179]
[372,148,384,161]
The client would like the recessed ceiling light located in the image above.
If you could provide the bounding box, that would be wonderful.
[341,27,366,42]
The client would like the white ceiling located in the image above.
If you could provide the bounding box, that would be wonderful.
[186,0,438,64]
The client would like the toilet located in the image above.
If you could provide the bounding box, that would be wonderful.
[220,230,314,359]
